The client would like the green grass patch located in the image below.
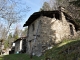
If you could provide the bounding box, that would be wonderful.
[3,54,44,60]
[44,39,80,60]
[0,56,3,60]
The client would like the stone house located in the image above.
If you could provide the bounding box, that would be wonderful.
[14,37,26,53]
[23,7,78,56]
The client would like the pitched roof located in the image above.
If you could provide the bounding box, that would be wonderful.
[23,10,79,31]
[23,10,60,27]
[14,37,26,43]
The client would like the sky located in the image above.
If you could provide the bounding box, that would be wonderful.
[18,0,47,29]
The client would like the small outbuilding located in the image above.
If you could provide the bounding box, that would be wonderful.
[14,37,26,53]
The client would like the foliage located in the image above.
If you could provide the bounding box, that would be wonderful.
[21,27,28,37]
[40,2,51,11]
[7,33,14,48]
[13,27,19,41]
[4,40,9,49]
[40,0,58,11]
[55,0,80,28]
[70,0,80,7]
[41,0,80,28]
[0,24,7,39]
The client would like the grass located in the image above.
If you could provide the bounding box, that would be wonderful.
[44,39,80,60]
[0,38,80,60]
[2,54,44,60]
[0,56,3,60]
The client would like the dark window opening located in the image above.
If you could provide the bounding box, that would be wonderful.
[70,25,74,35]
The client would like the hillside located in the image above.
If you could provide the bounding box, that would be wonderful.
[45,39,80,60]
[0,38,80,60]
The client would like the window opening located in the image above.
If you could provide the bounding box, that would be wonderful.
[70,25,74,35]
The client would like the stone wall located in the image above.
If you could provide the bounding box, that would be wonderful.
[27,17,42,56]
[40,12,77,43]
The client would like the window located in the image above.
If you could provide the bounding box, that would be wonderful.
[70,25,74,35]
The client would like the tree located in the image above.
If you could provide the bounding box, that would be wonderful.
[0,23,7,40]
[13,27,19,41]
[40,2,51,11]
[40,0,59,11]
[0,0,29,53]
[70,0,80,7]
[55,0,80,28]
[0,0,29,40]
[21,27,28,37]
[7,33,13,48]
[0,0,29,50]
